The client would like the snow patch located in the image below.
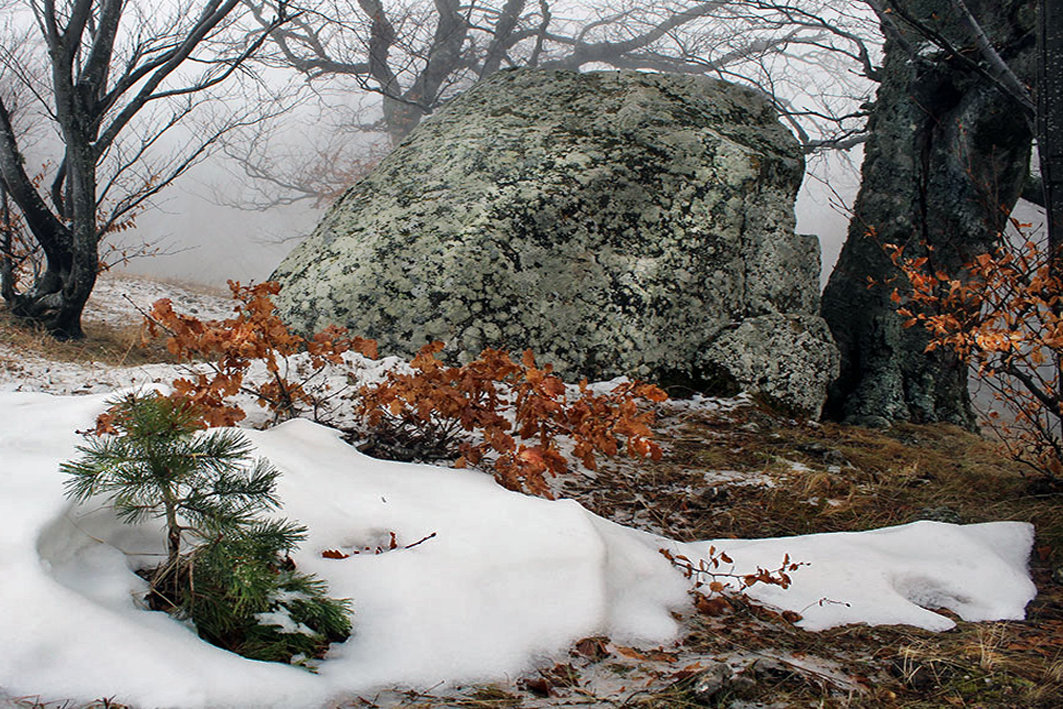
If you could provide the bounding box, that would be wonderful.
[0,390,1039,708]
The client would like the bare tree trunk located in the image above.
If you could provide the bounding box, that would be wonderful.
[56,142,100,340]
[0,0,287,339]
[1037,0,1063,428]
[821,0,1036,427]
[1041,0,1063,255]
[0,184,13,303]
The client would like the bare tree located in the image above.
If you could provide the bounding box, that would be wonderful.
[232,0,879,205]
[0,0,290,339]
[218,98,390,210]
[0,22,46,302]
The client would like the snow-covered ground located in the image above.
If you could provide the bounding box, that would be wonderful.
[0,276,1041,708]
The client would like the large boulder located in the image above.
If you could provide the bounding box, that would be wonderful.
[272,68,839,417]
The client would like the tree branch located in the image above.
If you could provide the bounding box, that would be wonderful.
[0,96,71,254]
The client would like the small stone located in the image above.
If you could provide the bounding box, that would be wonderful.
[691,662,732,704]
[847,415,892,429]
[744,657,793,681]
[823,449,848,466]
[699,314,839,418]
[914,506,963,524]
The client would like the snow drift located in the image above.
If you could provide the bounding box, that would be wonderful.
[0,391,1038,708]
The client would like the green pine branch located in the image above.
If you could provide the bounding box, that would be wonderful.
[60,392,351,665]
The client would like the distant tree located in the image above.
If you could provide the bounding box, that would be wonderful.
[0,0,289,339]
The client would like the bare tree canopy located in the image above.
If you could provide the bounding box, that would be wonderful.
[231,0,880,205]
[0,0,289,338]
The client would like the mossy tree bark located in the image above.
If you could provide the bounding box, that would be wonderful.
[821,0,1036,427]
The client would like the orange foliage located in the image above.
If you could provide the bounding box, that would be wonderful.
[358,343,667,497]
[142,283,666,496]
[660,545,805,619]
[146,280,376,426]
[887,225,1063,481]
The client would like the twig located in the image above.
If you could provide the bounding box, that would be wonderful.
[403,532,437,549]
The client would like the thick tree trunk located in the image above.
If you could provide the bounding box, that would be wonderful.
[0,138,97,339]
[820,0,1036,427]
[1041,0,1063,254]
[57,143,100,340]
[0,36,103,340]
[5,256,94,339]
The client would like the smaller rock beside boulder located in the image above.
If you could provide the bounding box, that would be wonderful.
[700,314,839,417]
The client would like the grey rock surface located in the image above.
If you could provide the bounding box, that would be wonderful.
[691,661,733,703]
[701,314,839,417]
[272,68,838,416]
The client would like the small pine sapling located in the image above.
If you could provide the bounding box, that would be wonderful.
[62,393,351,664]
[184,522,352,663]
[66,394,289,576]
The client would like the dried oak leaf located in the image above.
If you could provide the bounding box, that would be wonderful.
[695,594,733,617]
[321,549,350,559]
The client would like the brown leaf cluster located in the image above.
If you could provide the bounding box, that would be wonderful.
[887,227,1063,481]
[661,546,804,595]
[135,282,665,497]
[358,343,667,497]
[145,280,376,427]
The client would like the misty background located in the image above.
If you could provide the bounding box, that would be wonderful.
[84,0,881,291]
[6,0,1042,292]
[119,139,864,289]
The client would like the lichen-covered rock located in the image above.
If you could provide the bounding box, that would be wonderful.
[272,68,838,416]
[699,314,840,417]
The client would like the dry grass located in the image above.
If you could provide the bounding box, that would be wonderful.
[0,271,230,370]
[5,697,129,709]
[0,303,178,368]
[559,400,1063,708]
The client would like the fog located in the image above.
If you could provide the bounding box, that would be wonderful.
[114,137,864,290]
[4,0,877,292]
[118,178,319,288]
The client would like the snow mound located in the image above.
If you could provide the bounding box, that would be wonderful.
[0,391,1038,708]
[674,520,1036,631]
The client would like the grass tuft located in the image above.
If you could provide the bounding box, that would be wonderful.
[0,307,174,368]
